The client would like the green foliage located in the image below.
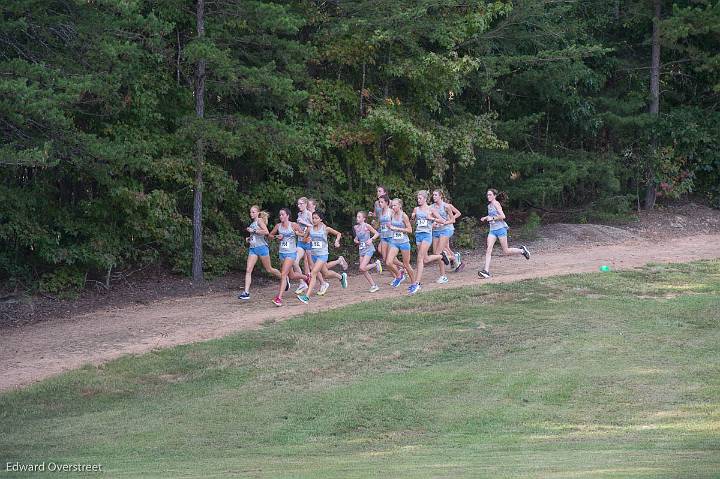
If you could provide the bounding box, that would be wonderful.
[454,150,622,216]
[39,267,85,299]
[586,195,638,224]
[517,212,541,241]
[1,0,719,291]
[452,217,479,249]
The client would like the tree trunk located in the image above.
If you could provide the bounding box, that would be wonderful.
[192,0,206,286]
[359,61,366,117]
[644,0,661,210]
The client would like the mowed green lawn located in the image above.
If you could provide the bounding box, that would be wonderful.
[2,262,719,478]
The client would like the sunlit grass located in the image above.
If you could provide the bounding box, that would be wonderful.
[1,261,719,478]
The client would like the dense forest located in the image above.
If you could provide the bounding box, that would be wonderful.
[2,0,719,291]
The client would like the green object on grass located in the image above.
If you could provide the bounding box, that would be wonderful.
[600,265,610,272]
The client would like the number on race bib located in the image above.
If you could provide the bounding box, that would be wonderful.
[380,225,389,232]
[393,231,403,240]
[359,241,367,248]
[417,219,428,227]
[312,240,323,249]
[280,240,291,248]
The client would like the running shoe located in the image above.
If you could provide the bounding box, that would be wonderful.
[317,281,330,296]
[340,272,348,288]
[454,252,462,266]
[391,276,402,288]
[389,270,404,285]
[295,280,308,295]
[338,255,348,271]
[238,291,250,300]
[408,283,421,295]
[478,269,491,279]
[436,276,448,284]
[297,294,309,304]
[272,296,283,307]
[441,251,450,265]
[454,262,465,273]
[521,245,530,260]
[369,284,380,293]
[395,273,407,288]
[285,276,290,291]
[375,259,383,273]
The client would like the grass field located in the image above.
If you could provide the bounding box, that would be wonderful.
[2,261,719,478]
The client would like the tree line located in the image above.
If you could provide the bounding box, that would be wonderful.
[1,0,718,291]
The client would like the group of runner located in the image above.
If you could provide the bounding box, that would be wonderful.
[238,186,531,306]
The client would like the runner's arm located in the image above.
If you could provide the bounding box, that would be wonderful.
[255,218,270,236]
[268,224,280,240]
[447,203,461,224]
[326,226,343,247]
[366,224,380,241]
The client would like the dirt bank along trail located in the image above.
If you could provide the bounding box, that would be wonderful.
[1,229,719,392]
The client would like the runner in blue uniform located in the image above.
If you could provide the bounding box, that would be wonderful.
[296,211,348,304]
[431,189,464,273]
[353,211,383,292]
[294,197,314,294]
[430,190,457,284]
[369,185,388,261]
[385,198,416,288]
[238,205,283,301]
[268,208,310,307]
[408,190,450,295]
[478,189,530,279]
[306,198,332,296]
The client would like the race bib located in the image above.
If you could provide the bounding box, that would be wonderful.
[280,240,291,248]
[311,240,323,249]
[359,241,367,248]
[393,231,403,240]
[380,225,389,232]
[417,219,428,227]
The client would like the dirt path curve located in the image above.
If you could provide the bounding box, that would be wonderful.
[2,233,718,392]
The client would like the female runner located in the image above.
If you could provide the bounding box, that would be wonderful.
[378,194,405,283]
[296,211,348,304]
[430,190,459,284]
[386,198,416,288]
[408,190,450,295]
[353,211,383,292]
[268,208,311,306]
[477,189,530,278]
[294,197,313,293]
[238,205,284,301]
[431,189,464,273]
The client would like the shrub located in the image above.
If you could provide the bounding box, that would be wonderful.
[516,212,541,241]
[453,217,479,249]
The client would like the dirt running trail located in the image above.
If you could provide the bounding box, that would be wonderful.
[2,233,719,392]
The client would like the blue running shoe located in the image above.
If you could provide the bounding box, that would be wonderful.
[391,277,402,288]
[238,291,250,300]
[408,283,421,295]
[340,272,348,288]
[297,294,309,304]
